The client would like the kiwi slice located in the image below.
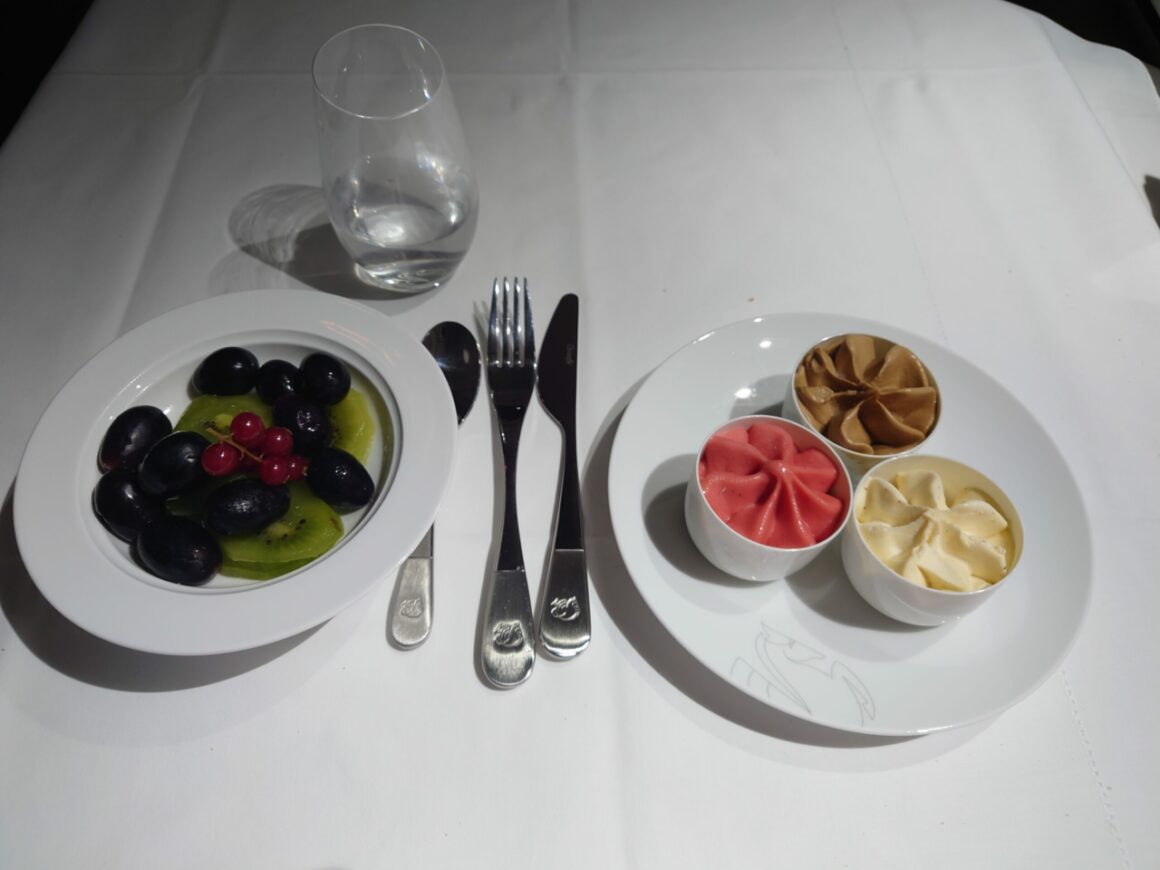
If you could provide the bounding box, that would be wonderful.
[222,558,313,581]
[218,481,343,567]
[176,393,272,436]
[328,388,377,464]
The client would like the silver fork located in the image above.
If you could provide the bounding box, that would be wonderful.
[481,277,537,688]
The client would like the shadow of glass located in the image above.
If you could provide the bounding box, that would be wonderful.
[580,388,913,748]
[227,184,432,306]
[0,485,319,692]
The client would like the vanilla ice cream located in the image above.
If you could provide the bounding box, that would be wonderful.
[855,468,1013,591]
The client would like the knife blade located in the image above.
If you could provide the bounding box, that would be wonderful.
[536,293,591,659]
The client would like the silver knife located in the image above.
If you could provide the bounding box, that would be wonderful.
[536,294,591,659]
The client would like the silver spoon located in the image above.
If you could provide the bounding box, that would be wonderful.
[388,322,481,649]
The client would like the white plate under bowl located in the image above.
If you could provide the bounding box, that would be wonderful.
[608,313,1091,736]
[14,290,457,656]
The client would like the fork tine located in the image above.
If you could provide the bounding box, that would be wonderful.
[488,279,500,365]
[522,279,534,365]
[514,278,524,366]
[503,277,513,366]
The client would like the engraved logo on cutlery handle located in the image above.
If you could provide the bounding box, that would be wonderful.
[492,621,527,649]
[549,596,581,622]
[399,598,424,619]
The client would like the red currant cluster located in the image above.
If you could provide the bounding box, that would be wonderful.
[200,411,309,486]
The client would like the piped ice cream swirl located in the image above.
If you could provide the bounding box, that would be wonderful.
[698,421,845,549]
[794,334,938,455]
[856,469,1012,591]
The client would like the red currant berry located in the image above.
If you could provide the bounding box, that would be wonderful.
[240,450,260,470]
[259,456,290,486]
[261,426,294,457]
[230,412,266,448]
[201,443,241,477]
[286,455,309,482]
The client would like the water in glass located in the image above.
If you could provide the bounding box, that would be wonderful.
[330,156,477,291]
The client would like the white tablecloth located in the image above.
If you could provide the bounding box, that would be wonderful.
[1,0,1158,866]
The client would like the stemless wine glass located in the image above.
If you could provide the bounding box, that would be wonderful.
[312,25,478,293]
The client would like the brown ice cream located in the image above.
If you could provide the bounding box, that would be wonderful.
[793,334,938,455]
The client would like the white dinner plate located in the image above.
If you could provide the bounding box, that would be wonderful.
[608,313,1091,736]
[14,290,456,655]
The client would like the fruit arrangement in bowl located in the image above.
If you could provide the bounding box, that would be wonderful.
[14,290,455,655]
[91,345,386,587]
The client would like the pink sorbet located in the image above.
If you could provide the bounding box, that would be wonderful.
[698,421,844,549]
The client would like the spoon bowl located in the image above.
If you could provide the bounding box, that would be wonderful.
[423,322,482,424]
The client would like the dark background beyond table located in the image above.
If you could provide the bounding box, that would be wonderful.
[5,0,92,144]
[4,1,1160,146]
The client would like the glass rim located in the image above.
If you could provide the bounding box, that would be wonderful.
[311,23,446,122]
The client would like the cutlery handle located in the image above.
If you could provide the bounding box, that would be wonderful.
[482,567,535,687]
[481,416,535,688]
[495,416,527,572]
[538,425,590,658]
[538,548,590,658]
[389,526,433,649]
[552,420,584,550]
